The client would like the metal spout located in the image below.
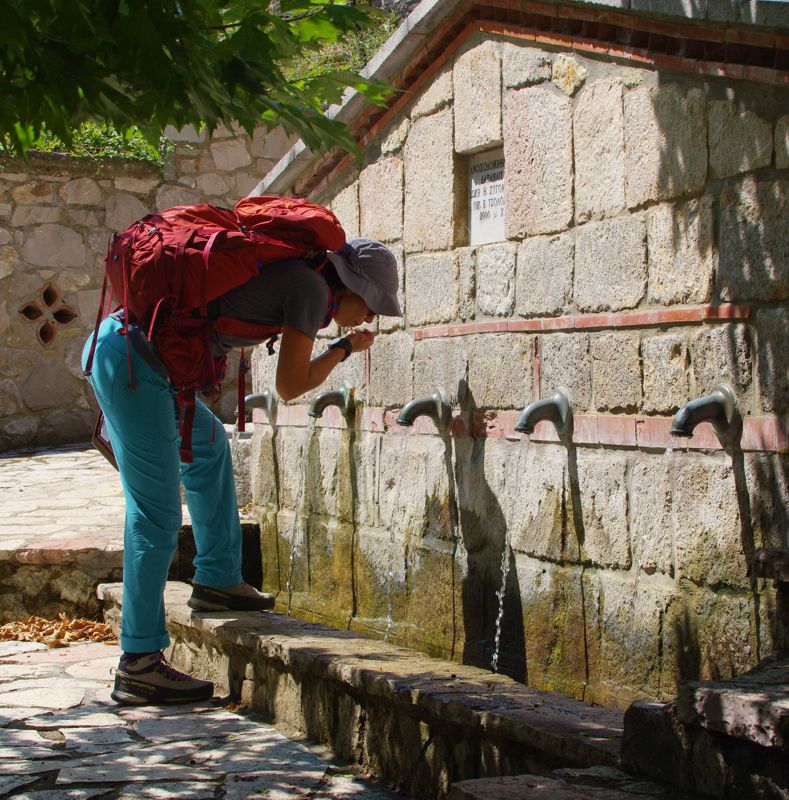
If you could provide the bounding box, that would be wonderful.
[309,383,355,419]
[670,383,740,445]
[515,388,572,436]
[242,389,277,423]
[397,389,451,431]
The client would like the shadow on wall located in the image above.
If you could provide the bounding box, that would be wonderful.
[652,73,789,671]
[454,380,526,683]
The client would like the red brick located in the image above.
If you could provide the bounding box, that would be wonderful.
[654,307,703,325]
[529,419,561,443]
[726,28,775,48]
[597,415,638,447]
[450,414,469,437]
[740,418,777,452]
[613,310,657,328]
[536,32,575,48]
[319,406,344,429]
[523,1,558,16]
[252,408,271,426]
[775,72,789,87]
[572,415,598,446]
[636,416,672,450]
[685,26,724,43]
[642,19,683,38]
[540,316,574,331]
[695,61,730,78]
[574,313,611,329]
[383,410,400,431]
[744,65,778,83]
[650,53,687,71]
[683,421,722,450]
[412,330,423,341]
[507,319,543,332]
[573,38,613,57]
[361,408,385,433]
[701,304,751,320]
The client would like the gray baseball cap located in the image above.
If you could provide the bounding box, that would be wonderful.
[327,238,402,317]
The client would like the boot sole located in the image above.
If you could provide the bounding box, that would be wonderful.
[188,597,275,612]
[111,689,213,706]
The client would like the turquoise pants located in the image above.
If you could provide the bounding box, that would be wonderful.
[82,316,242,652]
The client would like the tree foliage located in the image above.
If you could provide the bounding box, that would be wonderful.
[0,0,393,159]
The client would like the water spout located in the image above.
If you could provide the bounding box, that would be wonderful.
[670,383,740,446]
[308,383,355,419]
[243,389,277,424]
[397,389,451,431]
[515,388,572,437]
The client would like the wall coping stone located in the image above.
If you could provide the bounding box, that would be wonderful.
[100,580,625,786]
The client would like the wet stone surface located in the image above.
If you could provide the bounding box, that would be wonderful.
[0,640,404,799]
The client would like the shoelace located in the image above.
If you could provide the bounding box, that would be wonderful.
[154,654,191,682]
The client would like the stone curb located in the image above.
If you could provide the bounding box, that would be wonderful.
[100,581,623,795]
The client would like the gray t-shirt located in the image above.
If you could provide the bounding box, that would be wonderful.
[214,259,329,353]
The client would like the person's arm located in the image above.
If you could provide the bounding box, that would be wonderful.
[275,325,375,401]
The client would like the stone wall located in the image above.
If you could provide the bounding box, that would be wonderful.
[0,125,295,450]
[251,29,789,708]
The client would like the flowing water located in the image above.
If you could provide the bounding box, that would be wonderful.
[286,417,318,615]
[491,534,511,673]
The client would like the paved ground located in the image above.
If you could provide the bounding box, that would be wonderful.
[0,639,402,799]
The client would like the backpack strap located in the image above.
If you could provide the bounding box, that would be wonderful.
[212,316,282,341]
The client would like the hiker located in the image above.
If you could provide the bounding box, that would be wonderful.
[82,224,402,706]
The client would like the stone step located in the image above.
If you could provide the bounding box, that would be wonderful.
[100,581,624,798]
[621,656,789,799]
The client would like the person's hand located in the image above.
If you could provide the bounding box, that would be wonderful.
[346,329,375,354]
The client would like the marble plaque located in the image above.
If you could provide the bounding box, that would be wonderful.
[468,149,505,245]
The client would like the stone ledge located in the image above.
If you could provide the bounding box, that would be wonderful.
[100,581,624,795]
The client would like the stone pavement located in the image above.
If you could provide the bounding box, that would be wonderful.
[0,640,402,800]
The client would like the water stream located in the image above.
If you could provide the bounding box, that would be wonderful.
[286,417,318,616]
[490,532,511,674]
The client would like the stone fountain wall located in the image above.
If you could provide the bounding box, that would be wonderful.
[251,14,789,709]
[0,125,295,450]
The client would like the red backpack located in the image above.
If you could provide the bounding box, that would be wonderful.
[85,195,345,463]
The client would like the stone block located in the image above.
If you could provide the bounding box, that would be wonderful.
[708,100,772,179]
[381,115,409,156]
[114,176,158,194]
[501,43,551,89]
[574,450,630,569]
[690,323,752,398]
[776,114,789,170]
[515,557,588,698]
[411,67,452,119]
[641,334,689,414]
[476,243,516,317]
[673,459,747,589]
[663,588,759,686]
[368,331,413,408]
[574,78,626,223]
[504,87,573,238]
[331,181,359,239]
[379,244,405,333]
[467,333,533,410]
[745,452,789,551]
[59,178,101,206]
[574,216,647,312]
[104,193,149,231]
[413,337,468,405]
[20,225,86,268]
[551,55,588,97]
[629,456,675,576]
[359,158,403,243]
[540,333,592,412]
[583,570,671,707]
[405,251,458,327]
[647,196,714,305]
[403,109,460,252]
[454,438,512,555]
[453,41,502,154]
[19,359,81,411]
[756,307,789,414]
[508,447,568,562]
[11,207,61,226]
[250,125,296,160]
[591,333,642,413]
[11,181,55,205]
[155,184,202,210]
[210,137,251,171]
[457,247,476,321]
[195,173,230,196]
[718,177,789,302]
[66,209,98,228]
[624,84,707,208]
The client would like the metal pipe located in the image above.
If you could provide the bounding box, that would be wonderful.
[308,383,355,419]
[243,389,277,424]
[670,383,740,445]
[396,389,451,431]
[515,388,572,437]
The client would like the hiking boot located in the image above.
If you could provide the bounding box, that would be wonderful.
[111,652,213,705]
[188,581,276,612]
